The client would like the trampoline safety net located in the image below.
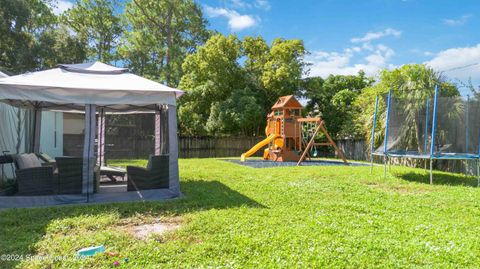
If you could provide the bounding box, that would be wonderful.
[374,94,480,159]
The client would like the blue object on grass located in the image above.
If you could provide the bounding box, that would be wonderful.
[77,245,106,257]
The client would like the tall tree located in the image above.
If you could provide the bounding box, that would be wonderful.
[178,34,307,136]
[63,0,123,62]
[302,72,374,138]
[354,64,459,151]
[243,36,307,109]
[37,25,87,68]
[0,0,88,73]
[179,34,245,135]
[0,0,56,72]
[120,0,209,86]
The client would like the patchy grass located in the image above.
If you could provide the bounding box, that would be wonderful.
[1,158,480,268]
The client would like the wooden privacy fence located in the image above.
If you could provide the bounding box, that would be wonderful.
[63,134,476,175]
[178,136,264,158]
[64,134,367,160]
[64,135,266,159]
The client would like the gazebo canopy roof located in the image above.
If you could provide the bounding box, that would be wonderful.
[0,62,184,112]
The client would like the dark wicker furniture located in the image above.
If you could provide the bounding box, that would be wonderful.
[13,154,56,196]
[16,166,55,195]
[56,157,100,194]
[127,155,169,191]
[55,157,84,194]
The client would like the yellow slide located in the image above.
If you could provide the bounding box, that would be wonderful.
[241,134,278,162]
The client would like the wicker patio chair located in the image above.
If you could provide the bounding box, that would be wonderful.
[12,153,55,196]
[127,155,169,191]
[56,157,100,194]
[56,157,83,194]
[16,167,55,196]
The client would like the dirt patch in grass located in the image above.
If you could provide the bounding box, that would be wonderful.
[124,217,182,240]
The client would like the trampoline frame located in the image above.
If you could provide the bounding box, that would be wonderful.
[370,85,480,185]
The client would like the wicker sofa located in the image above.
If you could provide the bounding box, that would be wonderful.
[126,155,169,191]
[11,154,99,196]
[14,153,55,196]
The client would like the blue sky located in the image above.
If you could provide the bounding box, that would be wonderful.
[55,0,480,92]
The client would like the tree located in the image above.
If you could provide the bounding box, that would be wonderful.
[37,25,87,68]
[302,71,374,138]
[178,34,307,136]
[62,0,123,62]
[206,87,264,136]
[354,64,459,152]
[120,0,209,86]
[0,0,89,73]
[243,36,307,110]
[0,0,56,72]
[178,34,245,135]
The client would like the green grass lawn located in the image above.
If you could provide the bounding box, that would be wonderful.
[1,158,480,268]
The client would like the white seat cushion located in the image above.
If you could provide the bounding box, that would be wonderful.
[16,153,42,169]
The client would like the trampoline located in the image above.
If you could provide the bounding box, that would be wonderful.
[371,85,480,184]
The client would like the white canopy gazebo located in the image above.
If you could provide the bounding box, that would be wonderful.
[0,62,184,208]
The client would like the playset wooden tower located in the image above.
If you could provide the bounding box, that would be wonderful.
[241,95,348,165]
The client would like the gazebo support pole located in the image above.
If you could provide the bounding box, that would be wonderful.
[82,104,96,201]
[155,106,162,156]
[168,105,180,195]
[32,105,42,154]
[97,108,105,167]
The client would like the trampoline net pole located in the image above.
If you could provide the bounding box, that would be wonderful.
[370,95,379,174]
[383,90,392,178]
[430,158,433,185]
[429,85,439,184]
[477,159,480,187]
[384,156,387,178]
[424,99,429,153]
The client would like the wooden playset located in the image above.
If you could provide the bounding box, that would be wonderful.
[240,95,348,165]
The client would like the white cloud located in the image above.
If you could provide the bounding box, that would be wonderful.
[255,0,271,11]
[52,0,73,15]
[351,28,401,43]
[425,44,480,83]
[204,6,257,31]
[442,14,472,26]
[229,0,250,9]
[228,0,270,11]
[307,43,396,78]
[307,28,399,78]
